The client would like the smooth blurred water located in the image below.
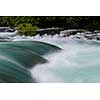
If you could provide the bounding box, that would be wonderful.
[1,32,100,82]
[28,35,100,83]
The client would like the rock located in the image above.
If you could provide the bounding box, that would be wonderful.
[84,35,94,40]
[94,30,100,33]
[96,36,100,40]
[60,29,92,36]
[6,29,16,32]
[36,28,64,36]
[0,27,16,32]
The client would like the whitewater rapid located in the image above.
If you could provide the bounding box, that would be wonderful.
[1,32,100,82]
[23,35,100,83]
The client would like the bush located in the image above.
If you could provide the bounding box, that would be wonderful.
[18,23,38,36]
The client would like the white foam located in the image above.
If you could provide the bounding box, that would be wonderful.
[8,34,100,82]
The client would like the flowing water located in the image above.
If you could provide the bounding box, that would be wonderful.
[29,35,100,83]
[0,32,100,82]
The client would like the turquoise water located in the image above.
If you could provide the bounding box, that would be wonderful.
[0,34,100,82]
[0,41,60,82]
[31,37,100,83]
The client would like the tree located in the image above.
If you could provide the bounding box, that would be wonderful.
[18,23,38,36]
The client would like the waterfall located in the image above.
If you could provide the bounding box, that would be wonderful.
[0,31,100,82]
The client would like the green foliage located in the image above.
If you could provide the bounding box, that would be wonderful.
[18,23,38,36]
[0,16,100,35]
[0,16,38,27]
